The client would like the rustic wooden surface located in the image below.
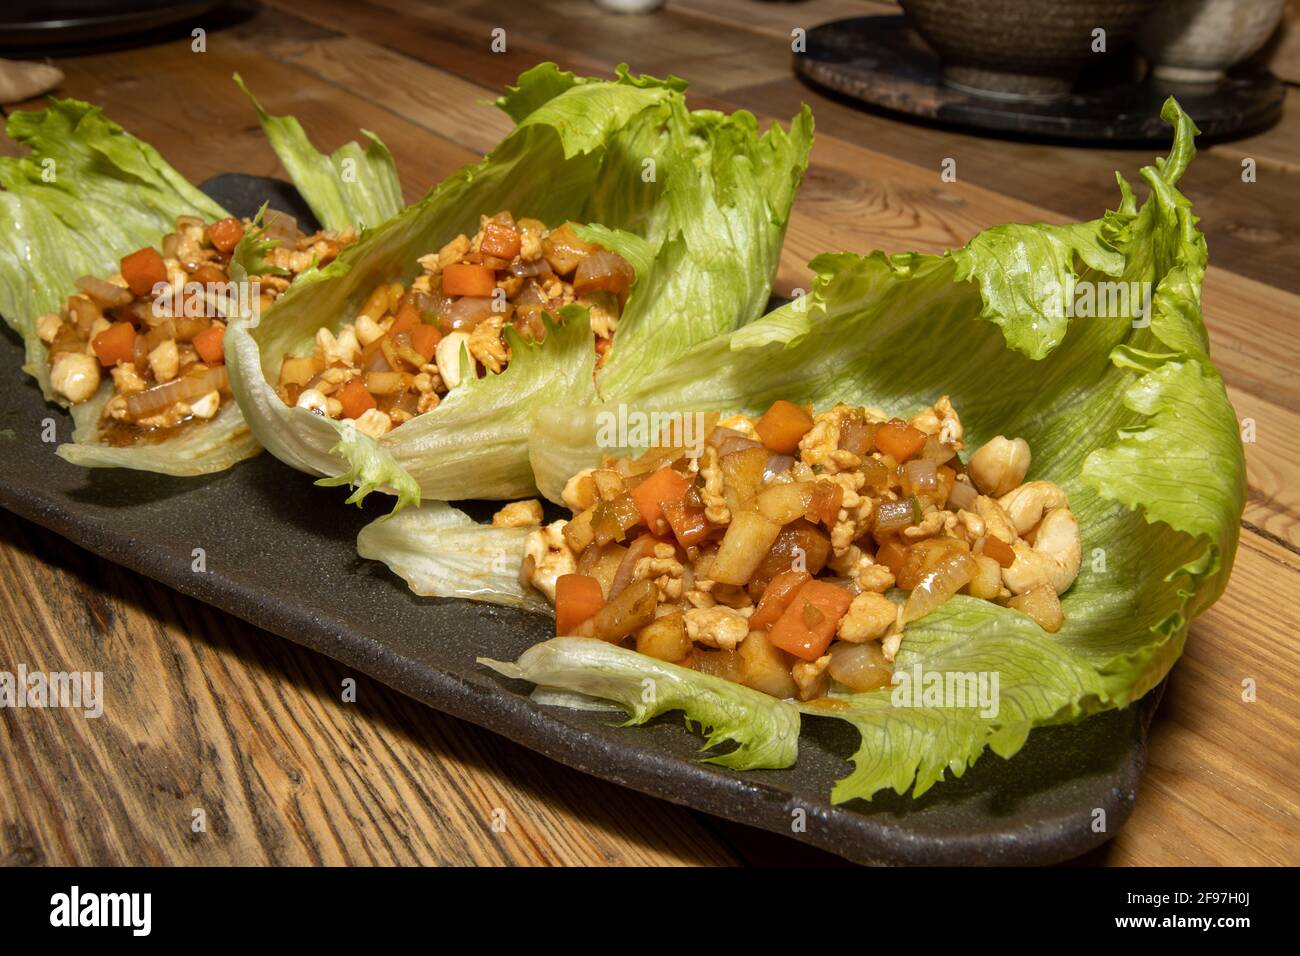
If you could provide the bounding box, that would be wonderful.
[1,0,1297,866]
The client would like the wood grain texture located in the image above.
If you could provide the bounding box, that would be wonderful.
[1104,533,1300,866]
[0,516,742,866]
[1,0,1297,866]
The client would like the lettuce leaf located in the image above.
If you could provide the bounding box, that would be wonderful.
[225,63,813,504]
[0,99,260,475]
[234,74,403,233]
[481,637,800,770]
[357,499,547,609]
[513,99,1244,801]
[363,499,799,769]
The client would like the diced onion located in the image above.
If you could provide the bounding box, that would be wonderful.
[410,290,453,317]
[608,535,659,600]
[263,209,301,242]
[921,435,957,464]
[763,452,796,482]
[827,642,892,692]
[573,250,635,297]
[947,477,978,511]
[75,275,133,308]
[903,458,937,494]
[442,296,496,330]
[509,259,552,278]
[874,498,915,533]
[838,418,874,456]
[124,365,228,420]
[902,549,974,624]
[708,426,762,458]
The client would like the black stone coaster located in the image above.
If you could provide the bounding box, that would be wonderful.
[795,15,1285,143]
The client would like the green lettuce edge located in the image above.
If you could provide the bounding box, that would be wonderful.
[0,98,261,475]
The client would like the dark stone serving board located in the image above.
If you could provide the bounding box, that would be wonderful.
[795,16,1284,143]
[0,175,1160,865]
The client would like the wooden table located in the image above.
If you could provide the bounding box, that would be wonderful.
[2,0,1297,866]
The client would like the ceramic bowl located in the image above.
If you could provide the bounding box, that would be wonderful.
[1139,0,1285,83]
[899,0,1161,98]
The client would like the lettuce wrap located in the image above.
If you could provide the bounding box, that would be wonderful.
[0,99,260,475]
[0,86,400,477]
[362,100,1246,801]
[224,63,813,508]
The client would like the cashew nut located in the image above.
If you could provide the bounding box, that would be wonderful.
[1002,505,1081,595]
[972,495,1017,544]
[49,352,101,404]
[968,435,1031,497]
[998,480,1069,536]
[435,331,476,390]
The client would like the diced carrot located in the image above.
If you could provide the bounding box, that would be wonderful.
[876,539,908,580]
[192,323,226,364]
[120,246,167,297]
[480,222,522,259]
[660,496,710,547]
[337,378,377,419]
[389,301,420,336]
[442,262,496,297]
[754,399,814,455]
[91,321,136,367]
[808,479,843,528]
[750,570,811,630]
[979,535,1016,569]
[630,467,690,534]
[768,580,854,661]
[874,419,927,462]
[206,217,245,254]
[410,323,441,362]
[555,574,606,635]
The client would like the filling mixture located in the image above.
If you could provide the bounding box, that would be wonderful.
[275,212,634,439]
[40,212,352,444]
[507,398,1082,702]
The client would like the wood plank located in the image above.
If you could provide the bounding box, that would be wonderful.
[9,18,479,204]
[1104,530,1300,865]
[264,0,612,95]
[1230,386,1300,552]
[0,516,738,866]
[260,33,515,158]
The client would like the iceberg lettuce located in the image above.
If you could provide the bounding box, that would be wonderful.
[224,63,813,505]
[372,100,1245,802]
[481,637,801,770]
[234,74,403,233]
